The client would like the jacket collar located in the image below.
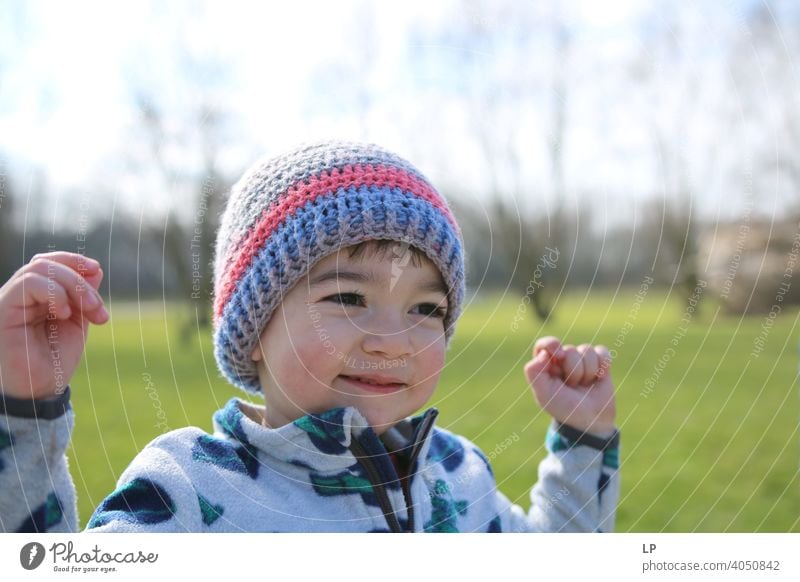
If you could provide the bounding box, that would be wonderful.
[212,397,440,473]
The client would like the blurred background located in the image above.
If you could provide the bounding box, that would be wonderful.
[0,0,798,532]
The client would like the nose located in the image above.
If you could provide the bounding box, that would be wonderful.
[361,310,414,360]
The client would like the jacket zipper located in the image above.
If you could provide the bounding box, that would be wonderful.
[349,437,403,532]
[401,409,438,532]
[349,408,439,533]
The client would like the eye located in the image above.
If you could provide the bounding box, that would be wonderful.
[413,302,447,319]
[323,292,365,307]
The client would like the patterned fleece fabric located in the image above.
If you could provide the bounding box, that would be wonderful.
[0,389,619,533]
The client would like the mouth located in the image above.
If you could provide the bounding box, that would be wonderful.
[338,374,408,393]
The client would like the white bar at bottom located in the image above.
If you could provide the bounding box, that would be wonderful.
[1,533,797,581]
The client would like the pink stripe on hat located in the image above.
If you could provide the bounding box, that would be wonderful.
[214,163,459,321]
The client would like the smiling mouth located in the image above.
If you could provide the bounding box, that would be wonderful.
[338,375,407,392]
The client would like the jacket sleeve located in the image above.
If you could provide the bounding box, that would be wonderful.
[1,386,204,533]
[84,434,205,533]
[494,421,620,533]
[0,387,79,532]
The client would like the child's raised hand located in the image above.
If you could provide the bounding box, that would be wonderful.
[524,336,616,436]
[0,252,108,400]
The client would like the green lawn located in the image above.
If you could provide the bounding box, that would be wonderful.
[69,290,800,532]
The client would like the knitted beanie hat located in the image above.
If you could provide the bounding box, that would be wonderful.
[212,140,466,394]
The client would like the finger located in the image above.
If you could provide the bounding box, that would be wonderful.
[533,336,563,358]
[561,345,583,387]
[82,265,104,292]
[22,259,105,315]
[595,345,612,380]
[577,344,599,385]
[16,271,108,325]
[524,349,553,384]
[14,272,73,320]
[23,252,101,279]
[524,351,559,403]
[533,337,563,376]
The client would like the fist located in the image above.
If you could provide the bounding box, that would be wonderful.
[524,336,616,436]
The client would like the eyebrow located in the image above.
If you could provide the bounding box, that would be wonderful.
[307,268,448,296]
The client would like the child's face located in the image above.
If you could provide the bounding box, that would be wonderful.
[251,243,449,435]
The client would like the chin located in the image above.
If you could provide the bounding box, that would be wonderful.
[359,410,401,435]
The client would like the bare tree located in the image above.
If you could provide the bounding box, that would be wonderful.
[732,3,800,215]
[699,2,800,314]
[122,6,235,344]
[629,5,707,309]
[308,0,377,141]
[131,90,229,343]
[418,0,575,320]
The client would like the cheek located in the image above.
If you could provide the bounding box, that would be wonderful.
[260,317,319,382]
[416,336,446,377]
[284,322,348,378]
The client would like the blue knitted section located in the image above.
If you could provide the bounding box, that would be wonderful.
[226,141,435,236]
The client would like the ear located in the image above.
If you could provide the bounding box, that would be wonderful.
[251,342,263,362]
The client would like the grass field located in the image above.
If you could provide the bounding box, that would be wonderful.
[68,289,800,532]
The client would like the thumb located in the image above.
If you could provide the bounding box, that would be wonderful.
[525,351,561,409]
[524,350,551,388]
[82,266,104,292]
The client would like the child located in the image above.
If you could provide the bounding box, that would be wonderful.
[0,141,619,532]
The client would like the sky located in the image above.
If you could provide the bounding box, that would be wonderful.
[0,0,788,228]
